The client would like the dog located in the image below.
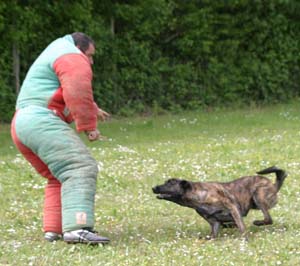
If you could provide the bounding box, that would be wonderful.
[152,166,287,239]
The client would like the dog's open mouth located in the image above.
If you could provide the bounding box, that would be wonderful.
[156,194,172,200]
[153,187,174,200]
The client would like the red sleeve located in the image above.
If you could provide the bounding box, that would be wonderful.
[53,53,97,132]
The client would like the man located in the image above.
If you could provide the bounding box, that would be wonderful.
[11,32,110,244]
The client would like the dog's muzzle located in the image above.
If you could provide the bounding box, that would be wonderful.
[152,186,164,199]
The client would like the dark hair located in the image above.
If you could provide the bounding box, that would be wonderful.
[71,32,95,53]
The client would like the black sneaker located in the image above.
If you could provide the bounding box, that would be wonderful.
[63,229,110,245]
[44,232,62,242]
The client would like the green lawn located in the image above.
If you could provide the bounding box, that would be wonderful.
[1,102,300,265]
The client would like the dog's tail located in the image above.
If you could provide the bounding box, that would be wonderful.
[257,166,287,191]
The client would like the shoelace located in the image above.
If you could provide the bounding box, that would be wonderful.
[78,230,93,243]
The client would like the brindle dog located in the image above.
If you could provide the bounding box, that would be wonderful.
[152,166,287,239]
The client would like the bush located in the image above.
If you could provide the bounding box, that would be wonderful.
[1,1,300,121]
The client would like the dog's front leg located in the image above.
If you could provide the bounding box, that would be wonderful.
[228,204,246,236]
[209,220,221,239]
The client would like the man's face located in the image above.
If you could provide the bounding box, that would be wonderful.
[84,43,95,65]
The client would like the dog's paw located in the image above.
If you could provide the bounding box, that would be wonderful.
[253,220,273,226]
[240,232,249,242]
[198,234,214,241]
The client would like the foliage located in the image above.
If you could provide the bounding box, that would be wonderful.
[0,0,300,121]
[1,103,300,265]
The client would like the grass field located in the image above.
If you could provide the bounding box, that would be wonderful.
[1,102,300,265]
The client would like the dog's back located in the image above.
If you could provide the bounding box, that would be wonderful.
[222,166,287,196]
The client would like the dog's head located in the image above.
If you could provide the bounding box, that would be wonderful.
[152,178,192,203]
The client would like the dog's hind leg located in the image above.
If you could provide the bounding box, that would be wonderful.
[253,206,273,226]
[252,193,274,226]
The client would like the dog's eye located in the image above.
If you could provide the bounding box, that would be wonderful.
[167,179,177,185]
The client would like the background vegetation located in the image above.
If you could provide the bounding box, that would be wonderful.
[1,0,300,122]
[1,102,300,265]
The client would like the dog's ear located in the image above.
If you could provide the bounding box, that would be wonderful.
[180,180,192,191]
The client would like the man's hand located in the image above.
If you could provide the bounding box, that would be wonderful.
[85,129,100,141]
[97,108,110,121]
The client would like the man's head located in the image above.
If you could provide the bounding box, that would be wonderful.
[71,32,95,65]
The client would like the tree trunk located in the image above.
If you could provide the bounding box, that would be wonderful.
[110,16,115,36]
[12,41,20,94]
